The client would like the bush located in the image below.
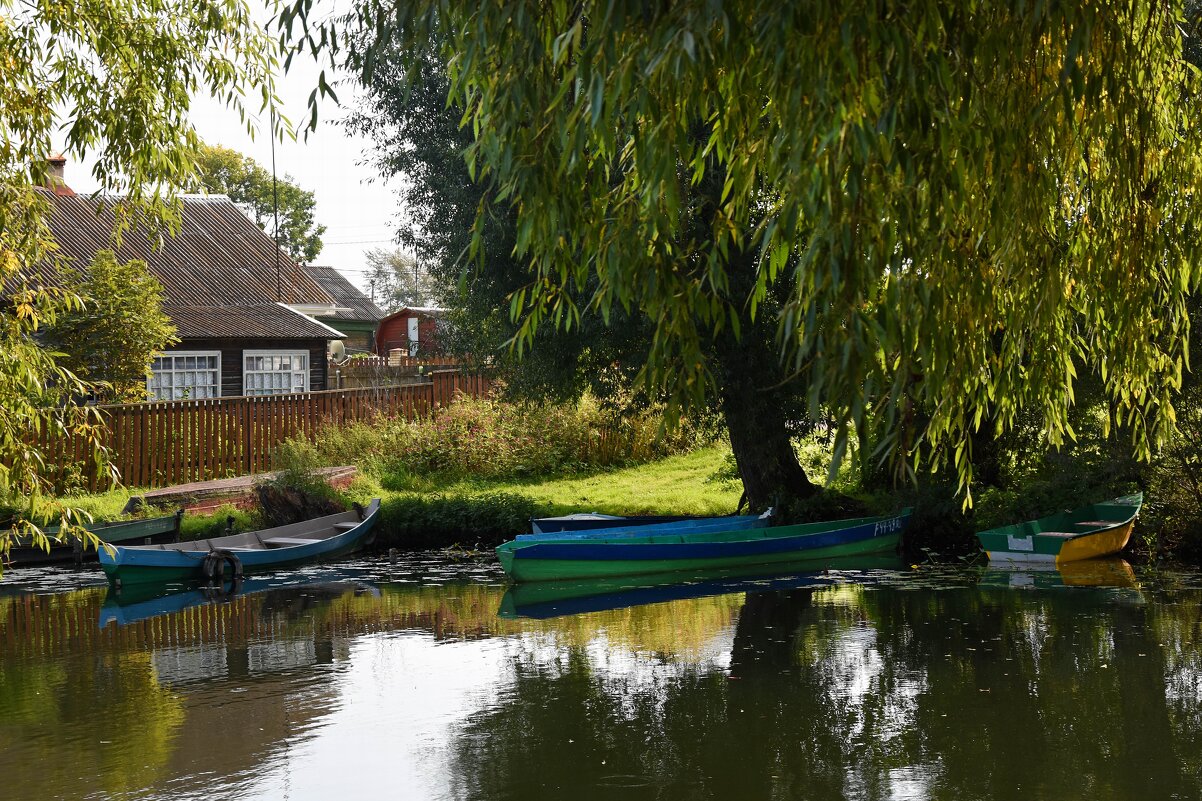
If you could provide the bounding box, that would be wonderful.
[266,439,343,504]
[375,492,540,549]
[310,393,714,487]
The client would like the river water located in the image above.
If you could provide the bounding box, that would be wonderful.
[1,555,1200,800]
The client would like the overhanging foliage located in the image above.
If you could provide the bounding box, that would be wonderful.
[287,1,1202,498]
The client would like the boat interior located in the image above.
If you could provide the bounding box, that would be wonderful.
[122,502,378,553]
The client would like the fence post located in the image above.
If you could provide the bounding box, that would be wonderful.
[241,397,252,474]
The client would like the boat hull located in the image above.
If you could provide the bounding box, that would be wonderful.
[99,503,379,586]
[6,513,182,566]
[977,494,1141,565]
[497,512,908,582]
[516,514,768,542]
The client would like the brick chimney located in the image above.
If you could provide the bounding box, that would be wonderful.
[46,154,75,197]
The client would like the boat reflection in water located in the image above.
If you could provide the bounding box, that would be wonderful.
[980,557,1141,592]
[99,571,382,629]
[498,555,907,619]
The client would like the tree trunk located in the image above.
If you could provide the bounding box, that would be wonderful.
[697,158,817,512]
[715,331,818,512]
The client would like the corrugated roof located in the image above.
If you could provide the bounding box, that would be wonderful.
[164,303,344,340]
[34,190,335,308]
[303,265,385,322]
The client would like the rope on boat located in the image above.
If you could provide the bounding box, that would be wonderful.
[202,549,243,582]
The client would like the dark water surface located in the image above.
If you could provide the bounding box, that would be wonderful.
[3,555,1202,800]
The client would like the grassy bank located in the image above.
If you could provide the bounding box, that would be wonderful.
[350,446,741,549]
[49,446,741,551]
[421,447,741,517]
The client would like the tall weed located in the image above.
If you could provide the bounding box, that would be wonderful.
[309,393,713,487]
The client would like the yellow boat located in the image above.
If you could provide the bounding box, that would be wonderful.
[975,494,1142,564]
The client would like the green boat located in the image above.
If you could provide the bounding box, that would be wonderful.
[975,493,1143,564]
[496,509,910,582]
[5,510,184,566]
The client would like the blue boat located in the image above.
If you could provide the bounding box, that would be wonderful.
[497,509,911,582]
[98,500,381,586]
[518,511,773,542]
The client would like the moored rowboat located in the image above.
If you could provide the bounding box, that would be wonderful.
[975,493,1142,564]
[5,511,184,566]
[496,509,910,582]
[99,500,381,586]
[518,511,773,542]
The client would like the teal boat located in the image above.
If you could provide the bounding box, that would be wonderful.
[517,511,773,542]
[99,500,380,586]
[496,509,910,582]
[6,510,184,566]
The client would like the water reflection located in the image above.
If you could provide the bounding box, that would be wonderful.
[2,556,1202,800]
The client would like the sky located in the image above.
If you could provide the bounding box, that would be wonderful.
[59,24,404,301]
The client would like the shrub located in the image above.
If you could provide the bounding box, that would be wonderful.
[375,492,540,549]
[265,439,342,505]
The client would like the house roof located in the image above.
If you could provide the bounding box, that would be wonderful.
[378,306,448,327]
[302,265,385,322]
[164,303,344,340]
[35,190,335,308]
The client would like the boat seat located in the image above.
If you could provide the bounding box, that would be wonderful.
[1074,520,1125,527]
[1039,531,1078,538]
[223,547,261,552]
[263,537,323,547]
[333,522,358,530]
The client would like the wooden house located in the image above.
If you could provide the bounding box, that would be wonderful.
[31,159,365,400]
[375,307,446,357]
[301,265,385,355]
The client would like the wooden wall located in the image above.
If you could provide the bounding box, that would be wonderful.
[170,338,329,395]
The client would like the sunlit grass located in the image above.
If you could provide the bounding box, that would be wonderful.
[431,445,742,516]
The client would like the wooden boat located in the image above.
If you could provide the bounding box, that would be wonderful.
[975,493,1142,564]
[5,510,184,566]
[98,500,381,586]
[496,509,910,582]
[518,511,773,542]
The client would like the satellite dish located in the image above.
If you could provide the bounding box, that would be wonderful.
[329,339,347,362]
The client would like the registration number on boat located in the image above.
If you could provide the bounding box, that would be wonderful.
[1005,535,1035,552]
[874,516,904,535]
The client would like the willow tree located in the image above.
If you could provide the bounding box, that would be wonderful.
[0,0,279,555]
[288,1,1202,507]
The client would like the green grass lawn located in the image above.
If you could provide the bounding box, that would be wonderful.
[434,446,741,516]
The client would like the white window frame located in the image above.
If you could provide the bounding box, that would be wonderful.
[242,349,311,397]
[147,350,222,401]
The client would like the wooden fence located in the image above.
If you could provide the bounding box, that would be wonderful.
[328,359,465,389]
[40,371,493,491]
